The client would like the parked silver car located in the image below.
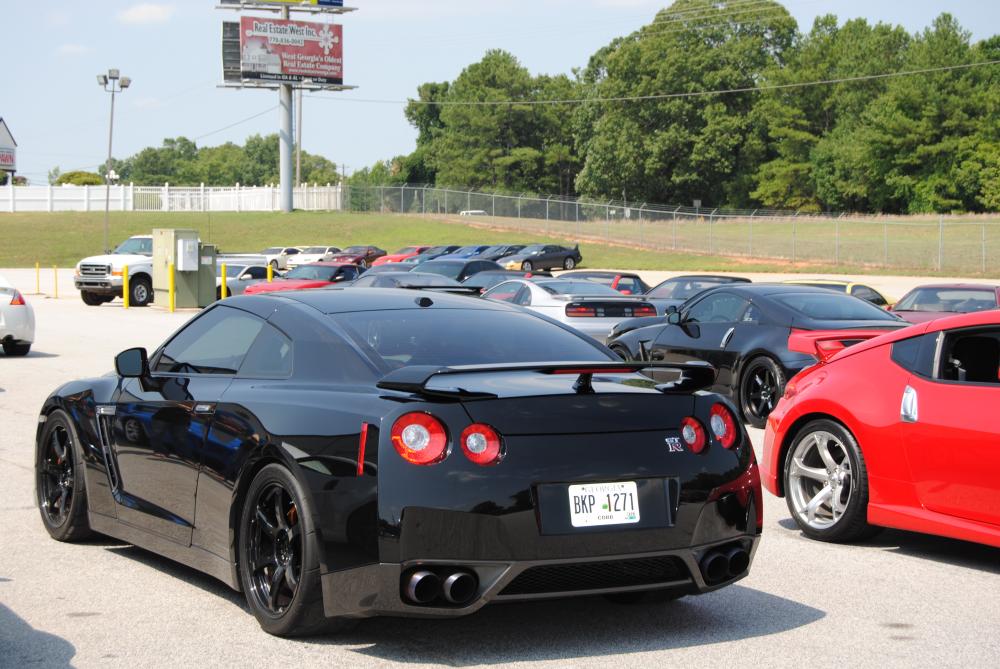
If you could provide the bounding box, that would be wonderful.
[215,263,270,299]
[482,278,656,341]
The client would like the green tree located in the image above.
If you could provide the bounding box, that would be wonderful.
[56,171,104,186]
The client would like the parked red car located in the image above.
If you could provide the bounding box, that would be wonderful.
[763,310,1000,548]
[327,245,387,268]
[243,263,362,295]
[890,283,1000,324]
[371,245,431,266]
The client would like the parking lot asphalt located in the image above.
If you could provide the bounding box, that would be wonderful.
[1,276,999,668]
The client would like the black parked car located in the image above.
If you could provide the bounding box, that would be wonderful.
[644,275,752,314]
[417,259,503,282]
[468,244,525,262]
[503,244,582,272]
[607,284,906,428]
[400,245,461,265]
[35,289,761,636]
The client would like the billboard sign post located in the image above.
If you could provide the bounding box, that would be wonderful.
[239,16,343,85]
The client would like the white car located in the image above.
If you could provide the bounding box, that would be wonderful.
[0,274,35,356]
[287,246,341,268]
[482,278,657,341]
[216,263,270,299]
[74,235,154,307]
[259,247,302,271]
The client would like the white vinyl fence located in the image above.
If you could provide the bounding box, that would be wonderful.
[0,182,344,213]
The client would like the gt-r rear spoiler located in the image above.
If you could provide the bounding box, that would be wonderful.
[377,361,716,397]
[788,329,891,362]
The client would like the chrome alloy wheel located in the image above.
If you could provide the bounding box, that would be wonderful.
[788,430,853,530]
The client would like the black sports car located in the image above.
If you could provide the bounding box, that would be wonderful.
[35,289,761,636]
[417,259,503,282]
[644,275,752,314]
[468,244,526,262]
[503,244,583,272]
[607,284,906,428]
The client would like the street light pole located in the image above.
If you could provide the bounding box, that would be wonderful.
[98,69,130,253]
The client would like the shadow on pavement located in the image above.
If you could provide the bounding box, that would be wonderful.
[0,604,76,668]
[777,517,1000,573]
[319,586,823,664]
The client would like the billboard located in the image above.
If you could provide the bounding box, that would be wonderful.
[238,16,343,85]
[221,0,345,6]
[0,118,15,172]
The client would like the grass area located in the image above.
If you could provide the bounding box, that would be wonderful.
[0,210,996,277]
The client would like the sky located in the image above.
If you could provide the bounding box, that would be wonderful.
[2,0,998,185]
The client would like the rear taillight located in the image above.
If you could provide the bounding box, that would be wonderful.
[391,412,448,465]
[566,305,596,317]
[631,304,656,317]
[709,403,737,449]
[460,423,503,466]
[10,290,25,306]
[680,417,707,454]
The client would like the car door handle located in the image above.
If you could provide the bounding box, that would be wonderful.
[193,403,216,415]
[900,385,918,423]
[720,327,735,349]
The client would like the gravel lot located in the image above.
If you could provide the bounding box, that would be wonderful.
[1,268,998,668]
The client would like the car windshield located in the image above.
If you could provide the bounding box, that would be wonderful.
[419,246,449,255]
[537,280,621,296]
[650,278,730,299]
[333,309,609,369]
[895,287,998,312]
[262,247,283,254]
[393,247,421,255]
[477,245,505,255]
[419,261,465,280]
[520,245,545,255]
[452,246,481,254]
[217,265,247,278]
[284,266,339,281]
[114,238,152,255]
[342,246,368,254]
[775,293,899,321]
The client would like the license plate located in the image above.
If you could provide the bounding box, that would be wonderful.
[568,481,640,528]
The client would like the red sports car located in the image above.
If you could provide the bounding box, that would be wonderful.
[327,245,387,268]
[763,310,1000,548]
[890,283,1000,324]
[371,245,431,266]
[243,263,362,295]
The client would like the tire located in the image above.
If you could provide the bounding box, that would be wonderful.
[783,419,880,543]
[270,260,279,271]
[129,277,153,308]
[610,345,631,361]
[739,356,786,429]
[238,464,351,637]
[521,261,533,272]
[80,291,106,306]
[3,341,31,356]
[36,410,93,542]
[563,257,576,270]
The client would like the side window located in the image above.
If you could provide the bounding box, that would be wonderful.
[483,282,521,302]
[685,293,749,324]
[239,324,293,378]
[852,285,886,307]
[513,286,531,306]
[155,306,264,375]
[938,329,1000,384]
[246,267,267,280]
[890,333,935,376]
[742,303,762,324]
[285,248,300,255]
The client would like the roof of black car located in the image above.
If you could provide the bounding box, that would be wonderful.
[717,283,852,296]
[258,287,509,314]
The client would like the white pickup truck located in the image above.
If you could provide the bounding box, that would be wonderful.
[74,235,154,307]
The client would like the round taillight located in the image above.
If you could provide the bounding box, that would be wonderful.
[709,403,737,449]
[680,417,707,454]
[460,423,503,466]
[391,412,448,465]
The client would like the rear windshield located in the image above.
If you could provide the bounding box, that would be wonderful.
[333,309,610,369]
[303,247,329,254]
[342,246,368,253]
[775,293,898,321]
[895,287,998,312]
[537,280,621,296]
[393,247,421,255]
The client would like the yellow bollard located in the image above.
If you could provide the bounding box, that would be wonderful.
[53,266,58,299]
[35,262,40,294]
[220,263,228,299]
[267,263,274,283]
[169,262,176,313]
[123,265,130,309]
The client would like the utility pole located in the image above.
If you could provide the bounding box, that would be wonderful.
[278,5,294,213]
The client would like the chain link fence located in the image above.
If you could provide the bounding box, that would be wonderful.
[344,184,1000,276]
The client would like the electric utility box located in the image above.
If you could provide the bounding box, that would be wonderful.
[152,229,217,308]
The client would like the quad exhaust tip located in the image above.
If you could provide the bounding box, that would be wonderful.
[700,545,750,585]
[403,569,479,606]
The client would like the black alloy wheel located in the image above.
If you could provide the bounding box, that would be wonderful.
[35,411,92,541]
[238,464,349,636]
[739,357,785,429]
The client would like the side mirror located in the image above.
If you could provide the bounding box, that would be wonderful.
[665,305,679,314]
[115,347,149,378]
[667,312,682,325]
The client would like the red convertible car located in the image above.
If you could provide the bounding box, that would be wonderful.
[763,310,1000,548]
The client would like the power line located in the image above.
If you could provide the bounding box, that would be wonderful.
[193,106,279,141]
[305,60,1000,108]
